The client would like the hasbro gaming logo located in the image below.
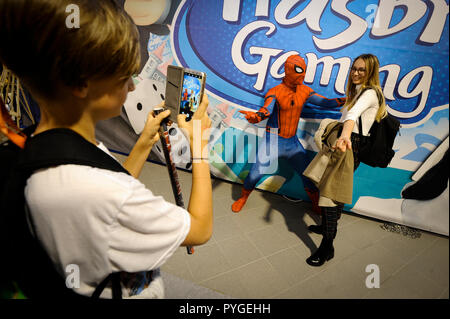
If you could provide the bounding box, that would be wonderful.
[172,0,449,127]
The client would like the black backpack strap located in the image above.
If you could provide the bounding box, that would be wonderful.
[18,128,130,299]
[356,85,385,137]
[91,273,122,299]
[111,273,123,299]
[20,128,130,175]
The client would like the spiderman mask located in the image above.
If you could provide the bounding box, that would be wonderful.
[283,55,307,87]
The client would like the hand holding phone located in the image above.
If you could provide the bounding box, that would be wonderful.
[165,65,206,123]
[141,104,170,145]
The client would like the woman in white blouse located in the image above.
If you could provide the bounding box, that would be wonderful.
[307,53,387,267]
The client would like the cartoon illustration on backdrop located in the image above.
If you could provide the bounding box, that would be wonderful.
[121,0,182,67]
[114,1,448,235]
[124,42,168,134]
[121,0,192,169]
[352,137,449,236]
[231,54,346,213]
[124,0,172,25]
[166,0,448,235]
[124,39,192,170]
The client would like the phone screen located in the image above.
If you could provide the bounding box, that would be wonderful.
[179,71,203,121]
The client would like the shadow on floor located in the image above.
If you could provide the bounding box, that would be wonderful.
[230,181,322,254]
[263,192,320,254]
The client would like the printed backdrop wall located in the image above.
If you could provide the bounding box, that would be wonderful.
[106,0,449,235]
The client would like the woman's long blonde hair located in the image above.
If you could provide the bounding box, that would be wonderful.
[343,54,387,122]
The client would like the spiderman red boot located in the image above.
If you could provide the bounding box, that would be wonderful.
[232,55,345,213]
[305,188,321,214]
[231,188,252,213]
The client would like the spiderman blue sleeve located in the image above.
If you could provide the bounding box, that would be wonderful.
[255,94,276,121]
[306,92,346,108]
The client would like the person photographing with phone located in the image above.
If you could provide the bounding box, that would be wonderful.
[0,0,212,298]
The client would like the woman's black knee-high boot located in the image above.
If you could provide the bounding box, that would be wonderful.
[336,204,343,221]
[308,224,323,234]
[308,205,343,235]
[306,206,338,266]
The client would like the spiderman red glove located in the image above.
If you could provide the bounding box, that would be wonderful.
[239,110,264,124]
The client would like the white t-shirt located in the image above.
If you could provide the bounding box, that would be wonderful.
[339,85,380,136]
[24,142,191,298]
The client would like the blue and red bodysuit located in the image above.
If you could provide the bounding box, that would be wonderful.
[232,55,345,212]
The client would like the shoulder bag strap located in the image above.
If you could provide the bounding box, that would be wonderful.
[358,115,364,137]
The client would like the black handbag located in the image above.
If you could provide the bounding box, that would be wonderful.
[357,113,400,168]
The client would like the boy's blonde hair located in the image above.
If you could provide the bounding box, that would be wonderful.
[0,0,140,100]
[343,54,387,122]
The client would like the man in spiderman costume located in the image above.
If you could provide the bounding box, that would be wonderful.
[232,54,345,213]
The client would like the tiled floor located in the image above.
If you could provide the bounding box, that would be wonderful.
[116,153,449,299]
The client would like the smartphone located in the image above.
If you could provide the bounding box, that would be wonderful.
[165,65,206,122]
